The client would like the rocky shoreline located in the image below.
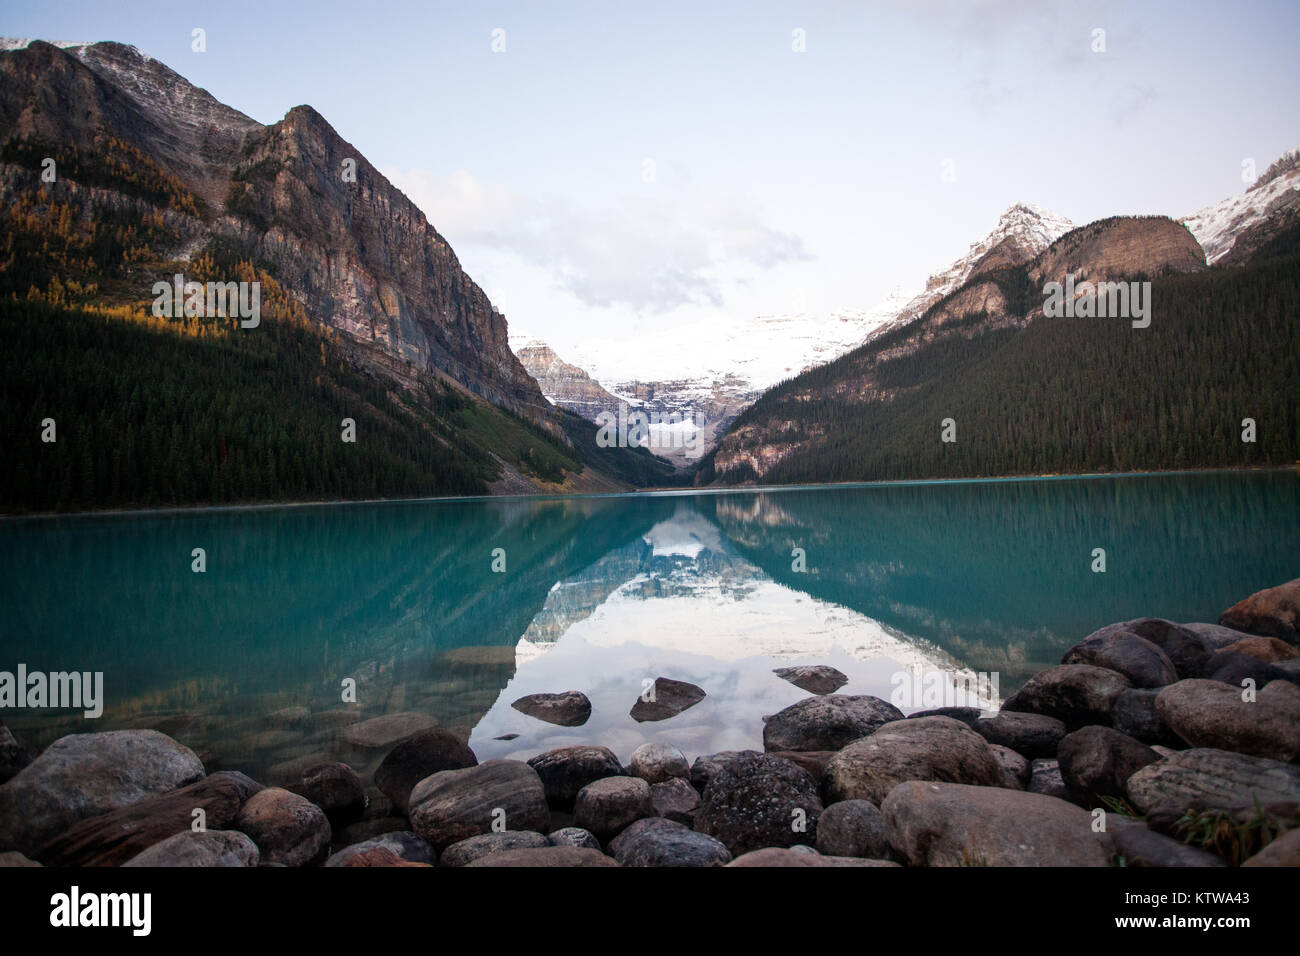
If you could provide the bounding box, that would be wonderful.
[1,578,1297,868]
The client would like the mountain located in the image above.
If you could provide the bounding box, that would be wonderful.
[509,337,625,421]
[0,39,658,510]
[702,208,1299,485]
[1181,149,1300,265]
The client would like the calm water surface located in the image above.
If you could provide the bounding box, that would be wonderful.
[1,471,1296,784]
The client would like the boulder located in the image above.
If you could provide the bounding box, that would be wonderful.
[439,831,551,867]
[628,742,689,784]
[1102,618,1220,679]
[772,665,849,695]
[1111,824,1225,867]
[629,678,706,722]
[1057,726,1159,806]
[325,830,435,867]
[695,752,822,856]
[822,716,1001,805]
[0,730,205,858]
[526,746,623,811]
[882,781,1113,867]
[1219,636,1300,663]
[1126,748,1300,815]
[726,848,899,867]
[613,819,732,867]
[329,846,430,867]
[0,851,40,867]
[37,771,262,867]
[374,729,476,814]
[1203,652,1300,689]
[547,827,601,851]
[340,712,439,749]
[289,762,365,825]
[511,691,592,727]
[1241,829,1300,867]
[650,778,699,823]
[907,706,982,727]
[122,830,259,867]
[0,722,33,784]
[973,711,1067,758]
[606,817,681,857]
[1110,688,1181,747]
[1156,679,1300,761]
[572,776,653,842]
[1002,664,1130,729]
[1181,622,1257,648]
[989,744,1030,790]
[465,846,618,867]
[233,787,331,867]
[1219,578,1300,643]
[767,750,836,786]
[689,751,758,793]
[762,695,904,753]
[814,799,891,859]
[408,760,549,850]
[1028,759,1070,801]
[1062,627,1177,688]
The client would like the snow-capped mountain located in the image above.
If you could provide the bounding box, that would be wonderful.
[1181,150,1300,264]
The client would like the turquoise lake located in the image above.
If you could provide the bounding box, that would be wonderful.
[1,471,1296,785]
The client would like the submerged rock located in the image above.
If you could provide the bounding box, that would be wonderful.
[772,665,849,695]
[0,729,205,858]
[629,678,706,722]
[511,691,592,727]
[340,712,440,749]
[762,695,904,753]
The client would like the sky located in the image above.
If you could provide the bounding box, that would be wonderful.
[4,0,1298,375]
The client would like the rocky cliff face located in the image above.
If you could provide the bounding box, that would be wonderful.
[0,39,550,420]
[510,338,625,420]
[1029,216,1206,287]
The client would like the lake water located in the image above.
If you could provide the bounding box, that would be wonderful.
[1,471,1296,786]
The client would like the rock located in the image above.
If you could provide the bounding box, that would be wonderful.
[1242,829,1300,867]
[233,787,331,867]
[1111,688,1181,747]
[511,691,592,727]
[1102,618,1219,679]
[1002,664,1131,730]
[613,819,732,867]
[465,846,617,867]
[973,711,1067,758]
[289,762,365,825]
[1203,652,1300,689]
[772,665,849,695]
[1062,627,1177,688]
[1156,679,1300,761]
[1057,726,1159,806]
[726,848,899,867]
[696,752,822,856]
[907,706,982,727]
[0,851,40,866]
[37,771,263,867]
[629,678,706,722]
[650,778,699,823]
[495,734,519,741]
[439,831,551,867]
[1126,748,1300,815]
[340,712,439,749]
[330,846,430,867]
[325,831,435,867]
[0,730,205,857]
[526,746,623,811]
[1028,759,1070,801]
[990,745,1030,789]
[628,742,690,784]
[1219,578,1300,643]
[690,751,758,793]
[374,729,477,814]
[762,695,904,753]
[605,817,681,857]
[814,799,891,859]
[822,716,1002,805]
[572,776,654,842]
[882,781,1113,867]
[767,750,836,785]
[408,760,549,850]
[547,827,601,851]
[0,722,33,784]
[122,830,259,867]
[1111,825,1225,867]
[1220,636,1300,663]
[1181,622,1257,648]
